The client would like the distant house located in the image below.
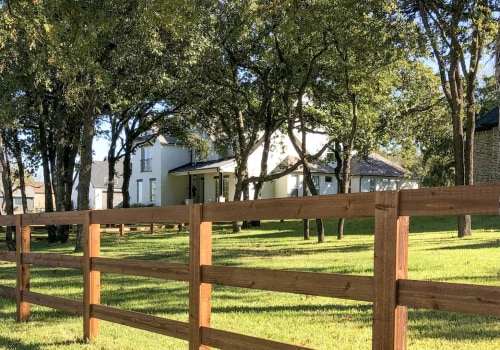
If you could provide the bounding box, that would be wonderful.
[130,131,419,206]
[474,106,500,184]
[71,159,124,209]
[0,181,48,214]
[349,152,420,192]
[31,181,48,213]
[270,155,338,198]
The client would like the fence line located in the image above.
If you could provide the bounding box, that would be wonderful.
[0,184,499,349]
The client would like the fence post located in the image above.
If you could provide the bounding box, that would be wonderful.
[189,204,212,350]
[373,191,409,350]
[16,215,30,322]
[83,210,101,340]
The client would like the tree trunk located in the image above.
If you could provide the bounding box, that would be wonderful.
[449,63,470,238]
[333,145,345,240]
[106,117,121,209]
[497,17,500,101]
[75,105,95,252]
[302,162,324,242]
[0,134,15,251]
[106,152,117,209]
[11,133,28,213]
[122,142,132,208]
[303,219,310,240]
[53,126,79,243]
[39,120,57,242]
[232,156,250,232]
[302,166,310,240]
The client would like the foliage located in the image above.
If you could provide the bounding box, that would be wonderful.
[476,74,498,116]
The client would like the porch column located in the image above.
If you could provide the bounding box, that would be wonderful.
[218,172,223,200]
[188,173,192,200]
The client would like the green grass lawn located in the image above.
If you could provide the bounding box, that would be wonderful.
[0,215,499,349]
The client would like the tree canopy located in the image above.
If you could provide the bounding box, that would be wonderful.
[0,0,497,245]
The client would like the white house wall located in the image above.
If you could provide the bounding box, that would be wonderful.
[258,181,274,199]
[202,172,236,203]
[163,175,189,205]
[160,144,191,205]
[246,131,334,200]
[71,180,99,210]
[354,176,419,193]
[130,139,191,206]
[92,188,102,209]
[319,176,338,195]
[274,176,289,198]
[350,177,361,193]
[398,180,419,190]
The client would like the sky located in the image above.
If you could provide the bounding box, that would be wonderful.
[93,137,111,162]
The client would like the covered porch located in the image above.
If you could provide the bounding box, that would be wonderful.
[169,159,237,204]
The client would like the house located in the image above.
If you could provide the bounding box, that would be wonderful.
[129,135,192,206]
[349,152,420,192]
[474,106,500,184]
[130,131,419,206]
[71,159,124,209]
[0,181,48,214]
[270,155,338,197]
[166,132,339,204]
[31,181,48,213]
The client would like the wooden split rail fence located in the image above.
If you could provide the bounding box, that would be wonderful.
[0,184,500,349]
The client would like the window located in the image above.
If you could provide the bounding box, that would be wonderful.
[149,178,157,203]
[290,174,300,197]
[379,178,389,191]
[214,175,230,201]
[13,197,22,207]
[369,178,376,192]
[312,176,320,192]
[326,146,336,163]
[223,175,229,200]
[140,146,152,172]
[104,176,120,187]
[136,180,143,203]
[325,176,332,183]
[214,176,220,199]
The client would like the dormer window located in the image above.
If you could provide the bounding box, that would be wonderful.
[104,176,121,187]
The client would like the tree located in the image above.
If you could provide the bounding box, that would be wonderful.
[1,0,199,250]
[186,1,287,232]
[496,15,500,101]
[244,0,354,240]
[402,0,497,237]
[0,134,15,250]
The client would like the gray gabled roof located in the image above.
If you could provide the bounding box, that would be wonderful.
[169,158,236,175]
[350,153,419,179]
[475,106,499,132]
[271,155,335,175]
[91,159,124,190]
[135,134,182,146]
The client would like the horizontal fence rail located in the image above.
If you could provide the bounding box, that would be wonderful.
[0,184,499,350]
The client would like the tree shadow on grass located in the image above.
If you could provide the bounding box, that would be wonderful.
[410,215,500,234]
[428,240,500,251]
[232,218,376,240]
[408,308,499,342]
[0,336,89,350]
[0,335,42,350]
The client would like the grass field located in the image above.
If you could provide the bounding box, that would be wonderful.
[0,215,499,349]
